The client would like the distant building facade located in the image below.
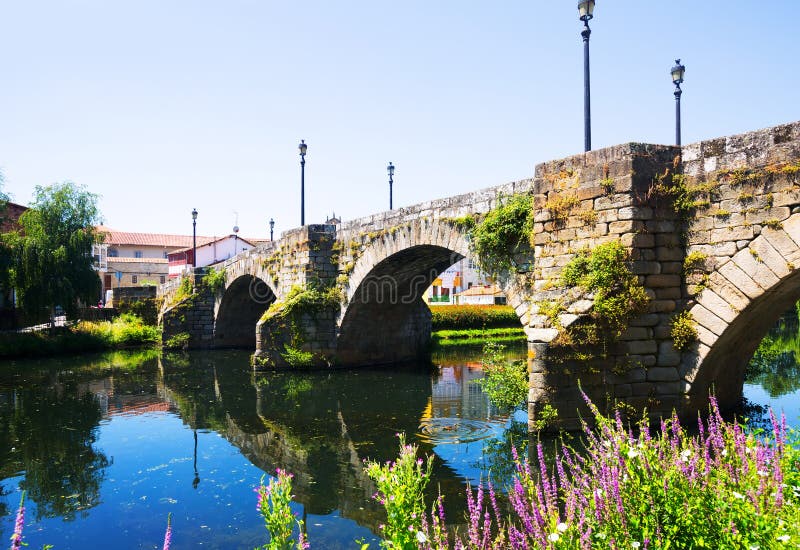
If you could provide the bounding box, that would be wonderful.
[94,226,215,300]
[424,257,500,305]
[167,234,255,278]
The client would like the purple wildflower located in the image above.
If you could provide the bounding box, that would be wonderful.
[10,491,25,550]
[162,513,172,550]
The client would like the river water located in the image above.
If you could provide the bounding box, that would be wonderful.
[0,325,798,548]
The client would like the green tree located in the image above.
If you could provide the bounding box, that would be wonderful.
[7,182,102,318]
[0,171,11,296]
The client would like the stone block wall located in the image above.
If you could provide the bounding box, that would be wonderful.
[524,143,685,429]
[159,272,216,350]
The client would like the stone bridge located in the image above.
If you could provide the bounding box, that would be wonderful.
[160,120,800,429]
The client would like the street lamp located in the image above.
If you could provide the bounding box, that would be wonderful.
[298,140,307,226]
[269,218,275,241]
[671,59,686,146]
[191,208,198,272]
[387,162,395,210]
[578,0,595,152]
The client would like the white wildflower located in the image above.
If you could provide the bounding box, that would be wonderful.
[416,531,427,543]
[732,491,745,500]
[776,534,790,543]
[627,449,640,459]
[632,542,641,549]
[557,522,568,533]
[548,533,560,542]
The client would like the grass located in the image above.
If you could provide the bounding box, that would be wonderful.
[430,326,526,348]
[0,313,160,358]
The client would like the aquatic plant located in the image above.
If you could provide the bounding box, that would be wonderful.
[255,469,309,550]
[475,342,529,413]
[364,434,434,550]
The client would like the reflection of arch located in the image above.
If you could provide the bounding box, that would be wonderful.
[685,219,800,411]
[214,275,276,349]
[338,245,463,365]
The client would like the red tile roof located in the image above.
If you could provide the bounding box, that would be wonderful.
[96,225,216,248]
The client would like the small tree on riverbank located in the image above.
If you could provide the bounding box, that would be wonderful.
[6,182,103,319]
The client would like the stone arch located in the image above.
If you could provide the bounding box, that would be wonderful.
[683,216,800,412]
[214,274,276,349]
[336,220,528,365]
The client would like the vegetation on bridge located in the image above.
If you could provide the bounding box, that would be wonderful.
[255,282,343,369]
[469,193,534,275]
[553,241,650,350]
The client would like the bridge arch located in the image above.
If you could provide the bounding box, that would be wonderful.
[684,216,800,412]
[214,274,276,349]
[336,220,527,365]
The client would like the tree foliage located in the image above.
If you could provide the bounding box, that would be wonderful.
[6,182,102,317]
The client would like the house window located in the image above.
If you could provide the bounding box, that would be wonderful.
[131,275,138,284]
[108,249,118,258]
[134,250,143,258]
[160,275,166,284]
[163,251,168,259]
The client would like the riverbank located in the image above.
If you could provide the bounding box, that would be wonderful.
[431,326,526,348]
[0,313,160,358]
[429,304,526,349]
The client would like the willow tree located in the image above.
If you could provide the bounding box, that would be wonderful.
[7,182,102,318]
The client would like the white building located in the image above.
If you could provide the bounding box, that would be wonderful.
[424,257,496,305]
[453,284,506,305]
[167,234,255,277]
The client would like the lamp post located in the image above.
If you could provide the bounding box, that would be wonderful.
[578,0,595,152]
[269,218,275,241]
[191,208,198,272]
[298,140,307,226]
[387,162,395,210]
[671,59,686,147]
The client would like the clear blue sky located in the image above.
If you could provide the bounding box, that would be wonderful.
[1,1,797,238]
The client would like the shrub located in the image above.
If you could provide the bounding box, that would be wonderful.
[559,241,650,341]
[670,310,698,351]
[203,266,227,294]
[470,194,534,274]
[364,434,433,549]
[475,342,529,412]
[280,345,314,368]
[115,297,159,325]
[255,470,308,550]
[0,314,159,358]
[429,305,519,330]
[163,332,190,350]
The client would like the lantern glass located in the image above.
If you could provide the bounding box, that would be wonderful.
[671,61,685,84]
[387,162,394,176]
[578,0,595,20]
[298,140,307,155]
[192,208,198,221]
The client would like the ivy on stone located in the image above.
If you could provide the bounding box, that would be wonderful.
[469,193,534,275]
[559,241,650,343]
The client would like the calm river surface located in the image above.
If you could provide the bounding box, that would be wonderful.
[0,325,798,548]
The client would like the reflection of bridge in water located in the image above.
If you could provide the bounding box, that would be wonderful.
[154,352,500,531]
